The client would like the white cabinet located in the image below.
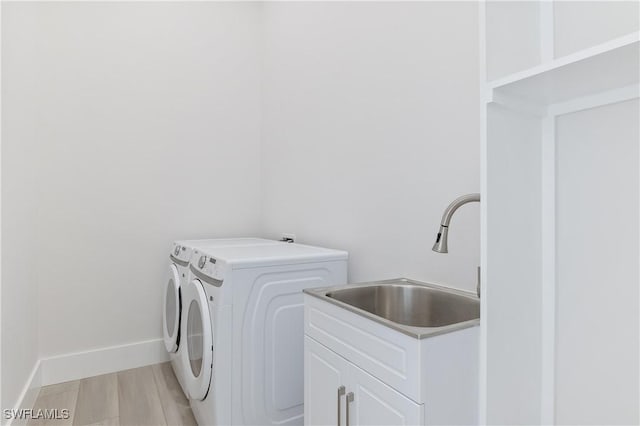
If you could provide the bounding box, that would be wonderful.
[348,357,422,426]
[305,336,422,426]
[304,335,348,426]
[482,2,639,424]
[304,293,478,426]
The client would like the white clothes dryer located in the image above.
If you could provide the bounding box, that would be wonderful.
[163,238,281,396]
[180,243,348,426]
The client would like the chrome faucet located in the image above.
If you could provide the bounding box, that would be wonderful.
[432,193,480,253]
[432,193,481,296]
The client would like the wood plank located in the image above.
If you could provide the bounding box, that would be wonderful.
[28,390,78,426]
[152,363,197,426]
[38,381,80,397]
[117,366,167,426]
[73,373,118,426]
[85,417,119,426]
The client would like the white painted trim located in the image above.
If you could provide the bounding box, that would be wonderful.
[491,84,640,121]
[40,338,169,386]
[548,84,640,117]
[540,116,556,425]
[488,31,639,91]
[6,361,42,426]
[0,0,4,415]
[539,0,554,63]
[4,340,168,425]
[638,81,640,420]
[478,1,488,424]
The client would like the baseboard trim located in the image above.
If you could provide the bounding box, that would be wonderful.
[6,360,42,426]
[40,338,169,386]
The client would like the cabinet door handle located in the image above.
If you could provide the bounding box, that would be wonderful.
[337,385,345,426]
[345,392,354,426]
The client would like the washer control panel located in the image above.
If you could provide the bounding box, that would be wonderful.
[171,242,191,263]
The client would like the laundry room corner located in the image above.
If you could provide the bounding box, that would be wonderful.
[1,1,265,414]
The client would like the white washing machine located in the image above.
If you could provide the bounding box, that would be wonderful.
[180,243,348,426]
[163,238,281,396]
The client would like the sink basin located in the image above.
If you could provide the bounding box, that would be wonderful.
[326,283,479,327]
[304,278,479,338]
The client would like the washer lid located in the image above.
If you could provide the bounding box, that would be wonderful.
[163,264,181,353]
[194,243,348,270]
[178,238,280,250]
[183,279,213,401]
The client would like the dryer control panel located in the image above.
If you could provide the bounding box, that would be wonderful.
[170,242,192,264]
[191,250,225,282]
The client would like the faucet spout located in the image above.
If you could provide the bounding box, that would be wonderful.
[432,193,480,253]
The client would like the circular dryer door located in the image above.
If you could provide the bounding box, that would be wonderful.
[163,264,181,353]
[183,279,213,401]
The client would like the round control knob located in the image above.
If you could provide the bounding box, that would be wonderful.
[198,255,207,269]
[174,246,181,256]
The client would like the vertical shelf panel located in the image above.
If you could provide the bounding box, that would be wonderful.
[540,115,556,424]
[555,99,639,425]
[485,104,542,425]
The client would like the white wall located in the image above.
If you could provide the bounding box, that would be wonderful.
[2,1,481,407]
[260,1,480,291]
[485,1,540,81]
[1,2,41,414]
[1,1,263,391]
[553,1,639,57]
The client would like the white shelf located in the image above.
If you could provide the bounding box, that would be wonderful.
[488,32,639,107]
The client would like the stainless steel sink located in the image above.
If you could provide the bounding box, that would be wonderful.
[304,278,479,339]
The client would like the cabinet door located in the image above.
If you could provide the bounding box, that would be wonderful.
[305,336,349,426]
[348,363,423,426]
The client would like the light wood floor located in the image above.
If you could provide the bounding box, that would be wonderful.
[29,363,197,426]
